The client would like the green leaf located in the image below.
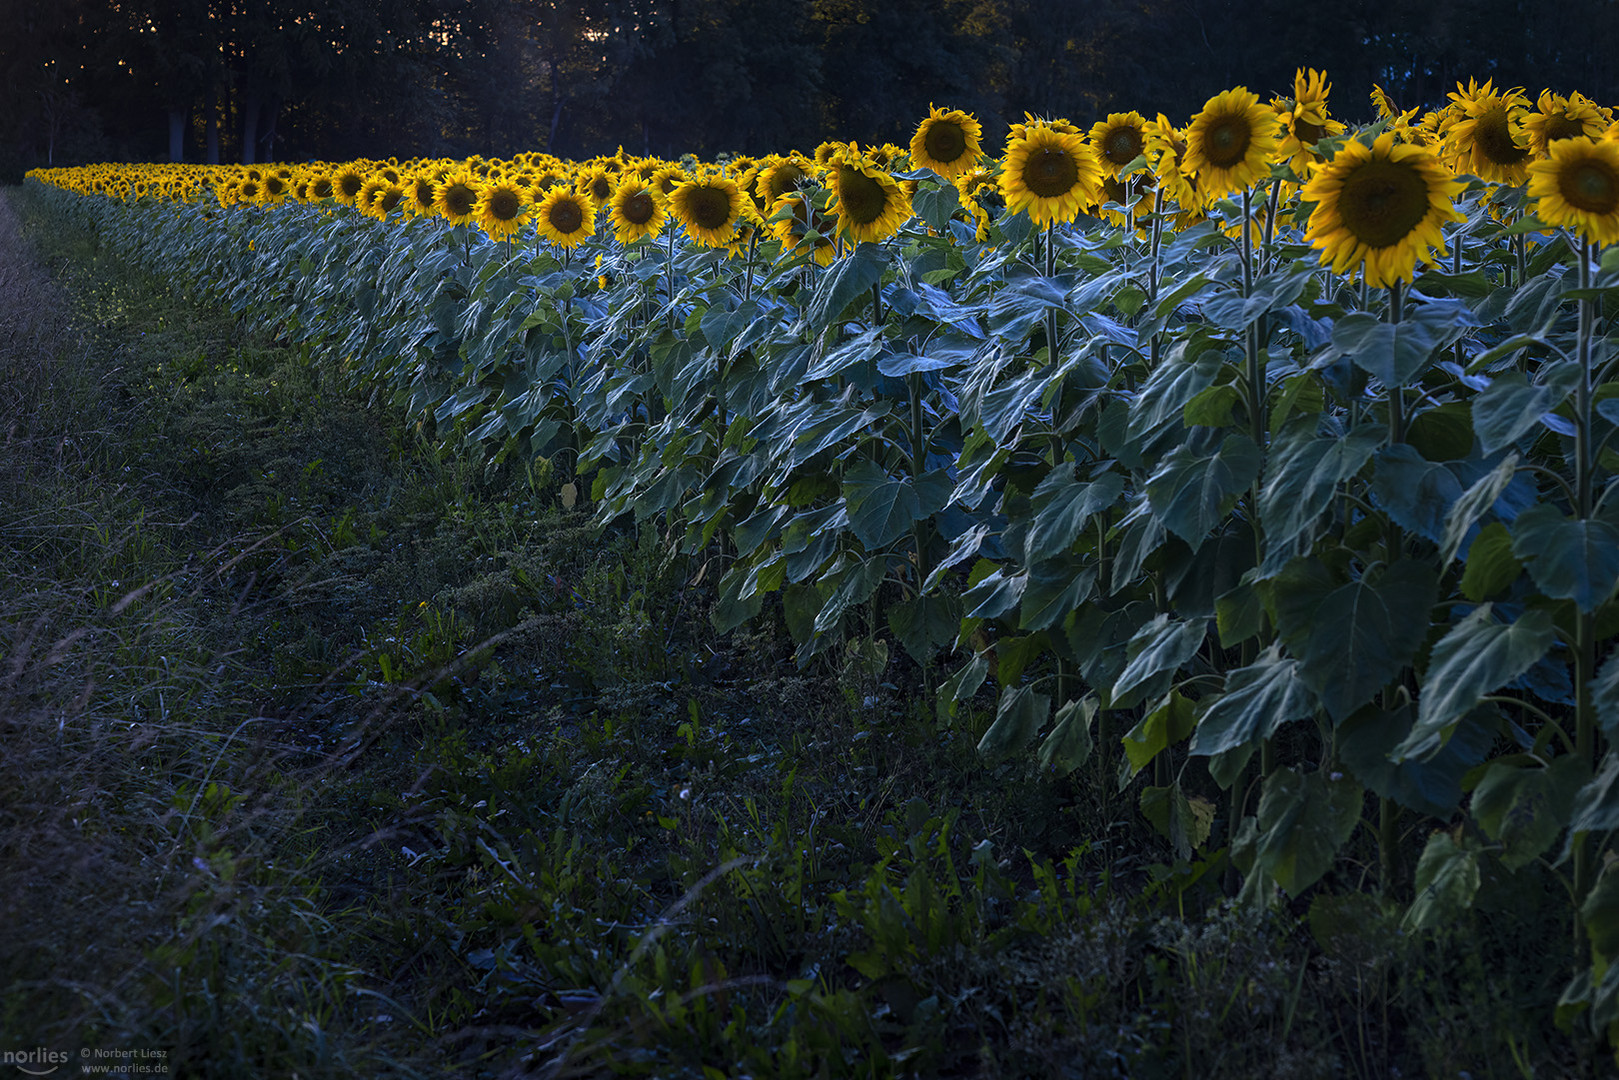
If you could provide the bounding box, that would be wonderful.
[1460,522,1523,601]
[1570,750,1619,835]
[1127,343,1224,445]
[1439,452,1519,567]
[806,243,888,331]
[1300,560,1437,721]
[1337,703,1496,818]
[1406,401,1476,462]
[1370,444,1464,543]
[1145,433,1262,551]
[1190,645,1317,757]
[1582,860,1619,965]
[1268,556,1339,656]
[963,567,1028,620]
[1215,580,1267,648]
[1472,371,1551,454]
[1268,371,1326,437]
[977,685,1051,761]
[1140,782,1217,860]
[812,556,887,635]
[1025,468,1126,563]
[1039,696,1096,776]
[1112,615,1206,708]
[1396,605,1556,761]
[888,593,963,667]
[1251,768,1361,896]
[843,460,926,550]
[1511,504,1619,613]
[1121,691,1197,777]
[1404,830,1481,930]
[912,180,961,232]
[1201,261,1312,330]
[1593,650,1619,737]
[1182,383,1242,427]
[1020,559,1097,631]
[1472,754,1586,871]
[938,651,990,722]
[1259,425,1383,550]
[712,562,765,633]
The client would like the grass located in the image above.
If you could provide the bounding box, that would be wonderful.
[0,181,1595,1079]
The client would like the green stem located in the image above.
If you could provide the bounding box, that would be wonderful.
[1574,238,1599,952]
[1149,210,1164,369]
[1387,281,1406,444]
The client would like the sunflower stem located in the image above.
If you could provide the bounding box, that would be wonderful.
[1045,222,1063,460]
[1148,210,1164,369]
[1574,238,1599,956]
[1387,281,1406,443]
[1260,178,1282,274]
[666,224,677,334]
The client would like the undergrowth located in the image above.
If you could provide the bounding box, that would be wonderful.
[0,183,1593,1078]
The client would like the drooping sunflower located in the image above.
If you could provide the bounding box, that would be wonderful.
[769,190,838,266]
[1183,87,1282,199]
[650,164,688,200]
[474,178,531,241]
[435,171,480,225]
[609,180,667,245]
[1089,111,1150,178]
[357,176,389,218]
[669,175,744,248]
[1145,113,1202,216]
[999,122,1102,227]
[1274,68,1345,178]
[533,188,596,249]
[404,174,438,216]
[1527,135,1619,245]
[828,154,912,244]
[1301,132,1465,288]
[910,105,983,180]
[1523,90,1612,158]
[1441,79,1532,184]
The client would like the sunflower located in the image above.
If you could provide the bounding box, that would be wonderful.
[1145,113,1202,215]
[999,122,1102,227]
[769,191,838,266]
[1523,90,1612,158]
[357,177,388,218]
[828,154,912,244]
[1441,79,1532,184]
[909,106,983,180]
[650,164,688,199]
[333,166,366,206]
[1184,87,1281,199]
[308,173,336,201]
[756,154,815,203]
[609,179,667,245]
[669,175,744,248]
[1301,132,1465,288]
[1089,111,1150,178]
[1528,136,1619,245]
[404,174,437,216]
[534,188,596,248]
[577,165,616,207]
[1274,68,1345,178]
[434,171,480,225]
[474,178,531,241]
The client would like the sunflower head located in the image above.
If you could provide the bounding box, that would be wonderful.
[1088,112,1149,178]
[534,188,597,249]
[828,153,912,244]
[405,175,437,216]
[1441,79,1532,183]
[609,180,668,245]
[1523,90,1613,158]
[1274,68,1345,178]
[474,179,531,240]
[999,122,1102,227]
[1145,114,1202,214]
[333,167,366,206]
[769,190,837,266]
[1301,132,1465,288]
[435,171,480,225]
[1528,135,1619,245]
[670,176,744,248]
[909,106,983,180]
[1184,87,1282,199]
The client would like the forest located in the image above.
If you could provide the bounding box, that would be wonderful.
[5,0,1617,179]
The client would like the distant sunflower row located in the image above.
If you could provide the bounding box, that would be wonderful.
[28,75,1619,285]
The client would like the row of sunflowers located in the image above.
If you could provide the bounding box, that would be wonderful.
[28,75,1619,280]
[25,72,1619,1061]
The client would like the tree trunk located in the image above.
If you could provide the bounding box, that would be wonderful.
[241,92,260,164]
[168,107,187,162]
[205,89,220,164]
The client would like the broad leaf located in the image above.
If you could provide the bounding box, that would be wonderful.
[1025,468,1126,562]
[1370,444,1464,543]
[1251,768,1361,896]
[1121,691,1197,777]
[1404,830,1481,930]
[1460,522,1523,601]
[1190,645,1317,757]
[1439,452,1519,567]
[1337,703,1495,818]
[1141,783,1217,860]
[1511,504,1619,613]
[977,685,1051,761]
[1038,696,1096,776]
[1145,433,1262,550]
[1300,560,1437,721]
[1396,605,1556,761]
[1112,615,1207,708]
[888,593,963,666]
[1472,371,1550,454]
[1471,754,1586,870]
[1259,425,1383,550]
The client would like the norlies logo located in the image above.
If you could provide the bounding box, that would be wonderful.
[2,1048,70,1076]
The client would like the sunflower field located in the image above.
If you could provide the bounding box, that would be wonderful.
[25,73,1619,1065]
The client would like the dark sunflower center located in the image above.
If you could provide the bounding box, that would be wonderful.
[488,187,522,221]
[1203,115,1252,168]
[1293,118,1326,144]
[1102,176,1128,204]
[445,183,476,216]
[1023,147,1080,198]
[1102,126,1143,166]
[838,167,889,224]
[1559,158,1619,214]
[312,178,334,199]
[549,198,584,234]
[660,175,681,195]
[591,175,612,202]
[265,177,285,195]
[1476,106,1529,165]
[686,186,734,230]
[768,164,807,199]
[1337,158,1432,248]
[379,187,403,214]
[241,181,260,198]
[621,191,656,225]
[339,174,364,198]
[1545,115,1585,144]
[924,120,968,164]
[412,181,435,208]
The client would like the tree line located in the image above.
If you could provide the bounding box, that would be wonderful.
[4,0,1614,178]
